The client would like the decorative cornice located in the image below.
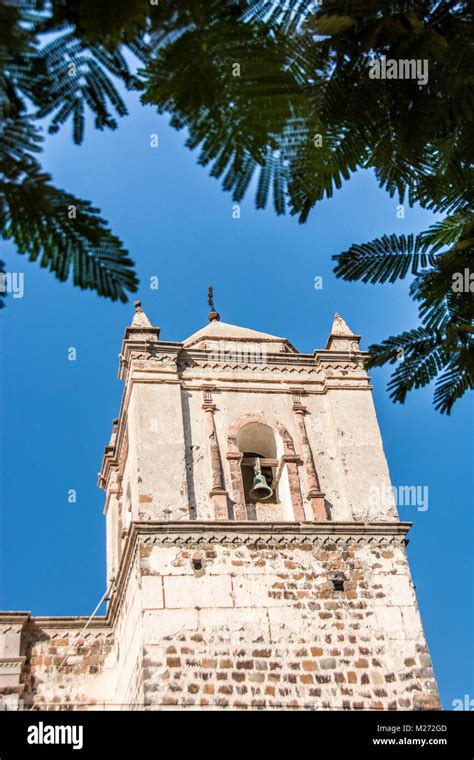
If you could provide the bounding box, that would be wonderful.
[23,620,111,633]
[128,520,411,540]
[178,359,324,374]
[0,657,27,696]
[120,345,368,374]
[179,380,372,394]
[0,658,25,669]
[118,340,179,381]
[0,610,110,633]
[315,349,368,363]
[140,530,409,548]
[0,613,30,627]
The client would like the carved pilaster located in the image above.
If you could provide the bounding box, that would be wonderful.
[283,454,305,521]
[292,391,327,520]
[226,450,247,520]
[202,386,228,519]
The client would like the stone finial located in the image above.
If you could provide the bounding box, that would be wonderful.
[119,300,160,381]
[331,313,355,336]
[131,300,153,329]
[207,285,220,322]
[325,313,361,351]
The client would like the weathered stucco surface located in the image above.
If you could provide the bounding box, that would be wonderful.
[0,308,439,710]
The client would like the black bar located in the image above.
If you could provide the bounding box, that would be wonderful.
[0,709,472,757]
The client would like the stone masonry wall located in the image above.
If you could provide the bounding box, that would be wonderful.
[6,533,440,711]
[137,538,440,710]
[19,624,114,710]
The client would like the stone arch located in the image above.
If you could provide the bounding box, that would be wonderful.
[227,413,295,455]
[226,413,304,521]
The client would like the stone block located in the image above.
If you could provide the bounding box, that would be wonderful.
[233,575,289,608]
[141,576,165,609]
[142,609,199,643]
[163,575,233,609]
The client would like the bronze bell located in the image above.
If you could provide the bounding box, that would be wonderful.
[249,458,273,502]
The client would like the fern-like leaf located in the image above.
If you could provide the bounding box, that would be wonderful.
[333,234,436,284]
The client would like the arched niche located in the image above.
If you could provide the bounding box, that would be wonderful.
[227,413,303,521]
[238,422,278,506]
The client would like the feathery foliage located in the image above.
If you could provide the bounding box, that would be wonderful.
[334,211,474,413]
[136,0,473,223]
[0,0,472,409]
[0,0,140,301]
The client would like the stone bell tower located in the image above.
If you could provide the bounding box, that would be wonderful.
[0,299,440,710]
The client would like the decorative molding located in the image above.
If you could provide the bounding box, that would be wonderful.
[24,623,112,635]
[0,657,26,694]
[180,381,372,394]
[0,613,30,627]
[0,658,25,670]
[179,360,324,374]
[134,520,411,546]
[179,361,365,374]
[146,533,407,548]
[132,353,179,367]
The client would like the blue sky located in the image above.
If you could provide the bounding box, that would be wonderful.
[0,91,472,709]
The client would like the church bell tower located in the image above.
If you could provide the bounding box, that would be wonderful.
[0,298,440,711]
[96,298,440,710]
